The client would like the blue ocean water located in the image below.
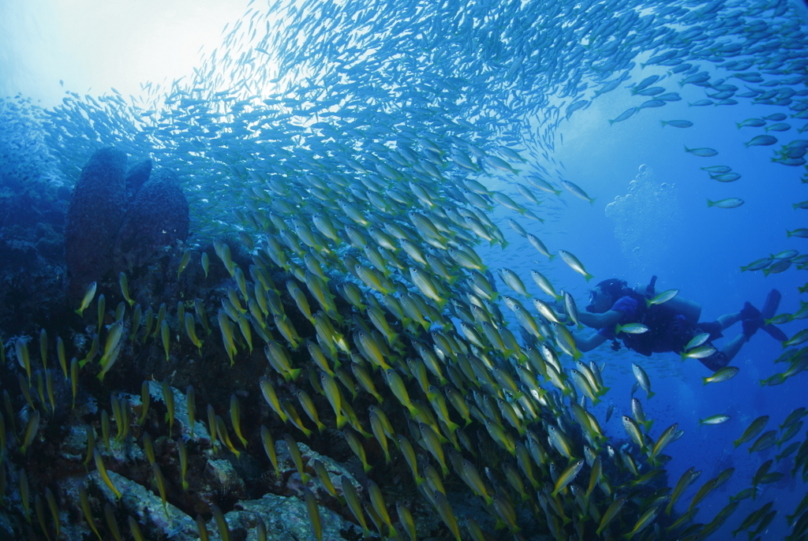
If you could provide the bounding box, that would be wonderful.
[1,0,807,539]
[495,67,808,537]
[498,67,808,538]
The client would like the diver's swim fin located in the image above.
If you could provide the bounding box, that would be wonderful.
[761,289,780,319]
[760,289,788,342]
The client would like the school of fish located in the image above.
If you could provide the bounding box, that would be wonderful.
[1,0,807,539]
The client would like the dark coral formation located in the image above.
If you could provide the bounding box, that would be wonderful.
[64,147,128,301]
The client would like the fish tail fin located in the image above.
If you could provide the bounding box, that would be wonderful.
[661,120,667,127]
[584,272,593,282]
[707,199,715,207]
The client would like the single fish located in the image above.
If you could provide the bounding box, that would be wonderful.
[700,414,730,425]
[558,250,593,281]
[646,288,678,307]
[609,107,638,125]
[745,134,777,147]
[76,282,98,316]
[632,363,655,399]
[703,366,739,384]
[596,496,626,535]
[707,198,744,208]
[685,146,718,157]
[616,322,649,334]
[561,180,595,204]
[552,459,585,496]
[661,119,693,128]
[733,415,769,448]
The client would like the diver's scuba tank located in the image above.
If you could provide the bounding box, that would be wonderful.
[640,275,701,324]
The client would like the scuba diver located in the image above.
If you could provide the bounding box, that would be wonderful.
[561,277,786,371]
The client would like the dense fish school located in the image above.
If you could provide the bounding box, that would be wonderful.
[0,0,807,540]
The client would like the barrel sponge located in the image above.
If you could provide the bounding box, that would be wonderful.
[114,167,190,271]
[125,158,153,202]
[64,147,128,300]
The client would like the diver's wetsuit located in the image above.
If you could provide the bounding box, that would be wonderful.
[597,295,729,371]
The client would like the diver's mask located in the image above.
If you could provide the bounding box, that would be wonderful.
[586,288,604,312]
[585,289,597,312]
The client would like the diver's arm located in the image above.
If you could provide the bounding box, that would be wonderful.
[577,309,623,329]
[575,330,609,352]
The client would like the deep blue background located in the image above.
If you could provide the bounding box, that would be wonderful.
[482,62,806,537]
